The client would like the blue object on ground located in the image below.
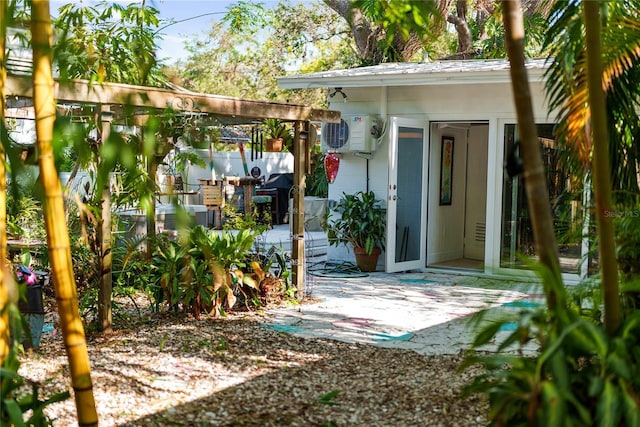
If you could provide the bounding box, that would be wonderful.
[502,300,542,308]
[499,322,518,331]
[372,332,413,342]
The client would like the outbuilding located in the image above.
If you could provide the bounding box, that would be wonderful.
[279,59,586,281]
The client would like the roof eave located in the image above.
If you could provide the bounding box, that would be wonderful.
[278,67,547,90]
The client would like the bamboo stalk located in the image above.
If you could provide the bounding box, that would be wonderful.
[0,0,10,365]
[31,1,98,425]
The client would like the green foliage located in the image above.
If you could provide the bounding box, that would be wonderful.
[222,203,269,235]
[112,235,156,308]
[53,0,164,86]
[354,0,440,62]
[70,242,100,295]
[305,151,328,198]
[614,207,640,278]
[262,119,293,151]
[141,226,267,317]
[262,119,289,140]
[318,390,341,406]
[326,191,386,255]
[51,117,96,174]
[2,306,70,426]
[169,149,207,188]
[544,0,640,202]
[108,131,159,212]
[473,9,549,59]
[463,261,640,426]
[151,234,188,311]
[6,191,45,243]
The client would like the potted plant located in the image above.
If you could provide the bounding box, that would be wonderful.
[326,190,386,272]
[263,119,292,152]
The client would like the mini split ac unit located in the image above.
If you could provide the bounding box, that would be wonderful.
[321,115,378,153]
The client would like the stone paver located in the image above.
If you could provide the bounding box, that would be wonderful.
[264,270,544,355]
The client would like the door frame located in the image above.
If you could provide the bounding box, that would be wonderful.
[385,117,429,272]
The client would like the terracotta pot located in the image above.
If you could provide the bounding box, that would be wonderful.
[266,138,284,152]
[353,246,381,272]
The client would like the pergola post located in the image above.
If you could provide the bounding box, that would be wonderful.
[97,105,113,333]
[291,121,308,300]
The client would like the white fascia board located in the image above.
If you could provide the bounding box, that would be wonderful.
[278,67,547,89]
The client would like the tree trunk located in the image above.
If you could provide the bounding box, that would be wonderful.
[501,0,566,311]
[31,1,99,425]
[582,1,621,335]
[0,0,10,365]
[97,106,113,333]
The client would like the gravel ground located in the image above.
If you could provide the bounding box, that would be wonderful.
[18,301,488,426]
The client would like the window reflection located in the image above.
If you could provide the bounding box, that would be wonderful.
[500,124,584,274]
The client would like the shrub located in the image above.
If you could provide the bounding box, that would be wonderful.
[463,262,640,426]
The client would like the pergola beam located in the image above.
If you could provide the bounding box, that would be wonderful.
[5,75,340,124]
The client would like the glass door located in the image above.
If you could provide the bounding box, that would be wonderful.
[386,117,428,272]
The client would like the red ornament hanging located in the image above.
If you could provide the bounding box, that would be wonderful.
[324,153,340,184]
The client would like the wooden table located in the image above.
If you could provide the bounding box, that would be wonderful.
[199,177,261,226]
[227,177,261,214]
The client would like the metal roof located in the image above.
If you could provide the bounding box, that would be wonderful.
[278,58,550,89]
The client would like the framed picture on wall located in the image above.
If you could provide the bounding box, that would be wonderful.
[439,136,454,205]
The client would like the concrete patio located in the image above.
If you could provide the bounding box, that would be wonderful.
[264,269,544,356]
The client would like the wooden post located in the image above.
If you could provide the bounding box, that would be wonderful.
[292,121,308,300]
[97,105,113,333]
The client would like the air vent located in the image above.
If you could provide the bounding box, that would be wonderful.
[475,223,486,242]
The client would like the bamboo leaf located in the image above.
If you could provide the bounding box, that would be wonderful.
[471,321,504,347]
[3,398,27,427]
[596,380,621,427]
[606,351,631,380]
[541,381,566,426]
[621,381,640,426]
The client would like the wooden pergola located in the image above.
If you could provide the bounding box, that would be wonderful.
[5,74,340,328]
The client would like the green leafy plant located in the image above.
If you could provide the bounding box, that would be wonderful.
[326,191,386,255]
[151,234,188,311]
[462,261,640,426]
[6,192,46,243]
[306,151,328,198]
[263,118,293,151]
[247,245,294,304]
[188,226,261,315]
[183,254,214,319]
[2,304,70,426]
[263,118,290,139]
[170,149,207,189]
[222,203,269,235]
